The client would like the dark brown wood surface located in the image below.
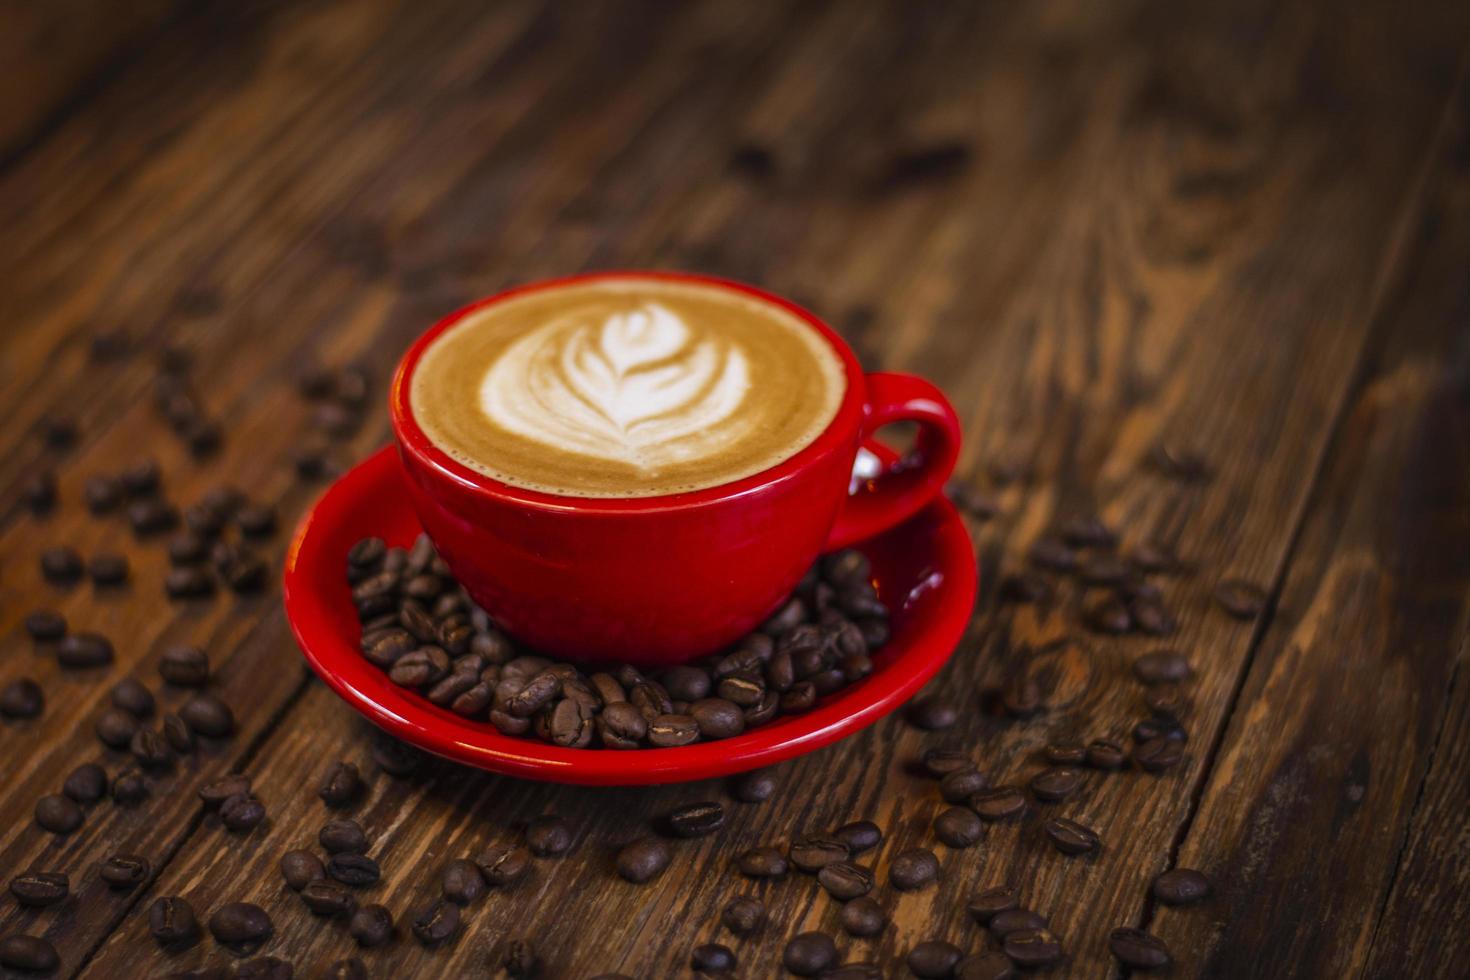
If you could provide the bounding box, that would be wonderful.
[1,1,1467,977]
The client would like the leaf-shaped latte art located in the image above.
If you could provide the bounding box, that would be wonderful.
[479,303,753,472]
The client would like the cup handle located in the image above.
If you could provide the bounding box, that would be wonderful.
[825,372,962,551]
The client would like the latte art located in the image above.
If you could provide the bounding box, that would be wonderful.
[410,277,847,497]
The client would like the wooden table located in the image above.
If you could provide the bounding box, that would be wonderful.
[2,1,1468,976]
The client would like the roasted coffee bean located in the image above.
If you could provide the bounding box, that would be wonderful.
[743,690,780,726]
[10,871,69,907]
[223,552,267,595]
[1109,927,1170,969]
[1134,717,1188,744]
[40,546,83,584]
[1086,739,1127,770]
[199,775,251,807]
[833,820,881,854]
[389,645,450,687]
[349,904,393,947]
[821,549,871,585]
[1130,598,1176,635]
[935,806,983,847]
[479,843,532,886]
[321,958,367,980]
[1145,683,1189,720]
[970,787,1029,822]
[1044,741,1087,765]
[220,794,266,833]
[22,470,58,513]
[907,694,959,730]
[209,902,273,954]
[59,632,114,668]
[526,814,572,856]
[327,853,380,887]
[1003,929,1064,968]
[889,847,940,890]
[661,665,711,701]
[100,853,150,889]
[165,566,215,598]
[967,886,1019,924]
[24,609,67,641]
[320,819,368,854]
[941,767,990,803]
[1134,736,1185,772]
[1214,578,1266,619]
[955,951,1017,980]
[109,677,154,718]
[96,709,138,748]
[235,503,276,538]
[1030,767,1084,802]
[130,728,175,769]
[280,851,325,891]
[119,458,160,496]
[715,671,764,707]
[1001,676,1042,719]
[921,746,974,778]
[821,963,884,980]
[111,768,147,805]
[434,859,485,905]
[180,694,234,736]
[317,762,362,808]
[729,767,776,802]
[737,846,789,878]
[1086,595,1133,633]
[1133,649,1192,685]
[450,681,495,717]
[63,763,107,803]
[149,896,199,947]
[0,935,60,973]
[363,630,416,668]
[721,896,765,935]
[838,894,887,937]
[1043,817,1100,855]
[789,836,849,873]
[783,931,837,976]
[1000,570,1052,604]
[818,861,874,900]
[1078,554,1130,585]
[596,702,647,748]
[158,646,210,687]
[761,596,806,635]
[301,881,356,917]
[39,413,78,448]
[1028,536,1077,572]
[35,794,83,834]
[908,940,964,978]
[88,552,129,585]
[691,943,736,973]
[648,713,699,747]
[667,801,724,838]
[129,498,179,535]
[0,679,43,719]
[1153,867,1211,905]
[616,838,671,883]
[1118,575,1164,602]
[548,698,593,747]
[504,939,538,977]
[411,899,459,946]
[989,908,1046,939]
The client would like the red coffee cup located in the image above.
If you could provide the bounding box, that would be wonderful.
[390,271,961,666]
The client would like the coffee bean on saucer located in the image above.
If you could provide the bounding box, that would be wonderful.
[616,838,671,884]
[21,470,58,513]
[0,935,60,973]
[478,843,532,886]
[317,762,363,808]
[88,552,129,585]
[149,896,199,947]
[889,848,940,890]
[691,698,745,739]
[24,609,66,641]
[988,908,1046,939]
[784,932,838,976]
[110,678,155,717]
[691,943,736,973]
[738,846,788,878]
[1003,929,1064,969]
[0,679,43,719]
[59,632,114,668]
[10,871,69,907]
[129,728,175,769]
[327,853,380,887]
[908,941,964,978]
[504,939,538,977]
[1085,739,1127,770]
[789,836,849,873]
[35,794,83,834]
[158,646,210,686]
[1109,927,1171,969]
[721,896,765,935]
[833,820,882,854]
[935,806,983,847]
[941,767,990,803]
[111,768,148,805]
[301,881,357,917]
[1153,867,1211,905]
[100,853,150,890]
[180,694,233,736]
[220,794,266,833]
[199,775,251,807]
[1030,767,1083,802]
[320,819,367,854]
[1133,650,1192,685]
[40,546,83,584]
[209,902,273,955]
[967,886,1019,924]
[411,899,459,946]
[1214,579,1266,619]
[818,861,875,900]
[350,904,394,947]
[1043,817,1100,855]
[62,763,108,803]
[667,801,724,838]
[729,767,777,802]
[1134,736,1185,772]
[840,895,887,937]
[648,713,700,746]
[165,566,215,598]
[281,851,325,891]
[907,695,959,730]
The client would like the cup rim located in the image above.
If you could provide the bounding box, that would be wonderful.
[389,270,868,515]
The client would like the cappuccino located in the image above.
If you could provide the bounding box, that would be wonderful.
[410,277,847,497]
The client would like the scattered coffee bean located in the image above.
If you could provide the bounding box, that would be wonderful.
[109,677,154,718]
[412,899,459,946]
[1000,570,1052,604]
[1001,675,1042,719]
[0,935,60,973]
[839,895,886,937]
[833,820,882,854]
[24,610,67,641]
[96,709,138,748]
[955,950,1017,980]
[35,794,83,834]
[317,762,363,808]
[525,814,572,855]
[40,546,83,584]
[616,838,671,884]
[321,958,367,980]
[327,853,380,887]
[130,728,176,769]
[818,861,875,900]
[935,806,983,847]
[1043,817,1100,855]
[1134,736,1185,772]
[920,746,973,778]
[87,552,129,585]
[667,801,725,838]
[1130,598,1176,635]
[220,794,266,833]
[128,498,179,535]
[989,908,1046,938]
[783,931,838,976]
[1086,595,1133,633]
[1003,929,1064,969]
[320,819,368,854]
[39,413,78,448]
[889,847,940,890]
[162,713,195,753]
[349,904,393,947]
[789,835,850,873]
[1043,741,1087,765]
[199,775,251,807]
[737,846,788,878]
[967,886,1019,924]
[158,646,210,686]
[63,763,108,803]
[691,943,736,974]
[10,872,69,907]
[1133,649,1192,685]
[111,768,147,805]
[479,843,532,886]
[942,767,991,803]
[209,902,273,955]
[970,786,1027,821]
[120,458,161,496]
[504,939,538,977]
[21,470,58,513]
[908,940,964,978]
[721,896,765,935]
[1152,867,1211,905]
[729,767,777,802]
[149,896,199,947]
[99,853,150,890]
[1144,683,1189,720]
[58,632,114,668]
[301,881,357,918]
[1028,536,1077,572]
[1030,767,1084,802]
[1109,927,1170,969]
[0,679,44,719]
[235,503,276,538]
[280,851,325,891]
[1085,739,1127,770]
[165,566,215,598]
[1214,579,1266,619]
[180,694,234,736]
[907,694,959,730]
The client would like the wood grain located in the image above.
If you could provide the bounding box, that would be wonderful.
[0,0,1466,977]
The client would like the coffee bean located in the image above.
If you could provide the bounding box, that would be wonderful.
[1214,578,1266,619]
[920,746,973,778]
[209,902,273,954]
[783,932,837,976]
[35,794,82,834]
[1152,867,1211,905]
[199,775,251,807]
[22,470,58,513]
[130,728,175,769]
[10,872,69,907]
[691,943,736,974]
[594,702,646,748]
[105,678,153,718]
[221,794,266,833]
[721,896,765,935]
[817,861,874,900]
[158,646,210,687]
[58,632,114,668]
[165,566,215,599]
[1109,927,1170,969]
[1043,740,1087,765]
[1134,736,1185,772]
[1000,570,1052,604]
[729,767,777,802]
[87,552,129,585]
[412,899,460,946]
[1001,676,1042,719]
[95,709,138,748]
[737,846,788,878]
[1003,929,1064,969]
[180,694,234,736]
[789,836,849,873]
[1086,595,1132,633]
[0,935,60,973]
[479,843,532,886]
[648,712,700,746]
[839,895,887,937]
[967,886,1019,924]
[525,814,572,856]
[615,837,671,884]
[0,679,43,719]
[1043,817,1100,855]
[301,881,356,918]
[660,665,711,701]
[321,958,367,980]
[39,413,78,448]
[1028,536,1077,572]
[280,851,325,891]
[1030,767,1084,802]
[350,904,393,947]
[327,853,380,887]
[941,767,990,803]
[128,498,180,536]
[690,698,745,739]
[63,763,107,803]
[504,939,538,977]
[111,768,147,805]
[149,896,199,947]
[907,694,959,730]
[24,610,66,641]
[1145,683,1189,720]
[1060,514,1116,549]
[668,801,725,838]
[1119,575,1164,602]
[1130,598,1176,635]
[317,762,363,808]
[989,908,1046,938]
[935,805,983,847]
[235,955,292,980]
[889,847,940,890]
[1078,554,1131,585]
[1135,649,1190,685]
[955,951,1017,980]
[40,546,83,584]
[1085,739,1127,770]
[163,714,195,753]
[100,853,150,889]
[908,940,964,978]
[235,503,276,538]
[822,964,884,980]
[320,819,368,854]
[969,786,1027,821]
[1134,717,1188,743]
[833,820,882,854]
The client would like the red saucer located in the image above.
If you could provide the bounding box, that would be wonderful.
[283,446,977,785]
